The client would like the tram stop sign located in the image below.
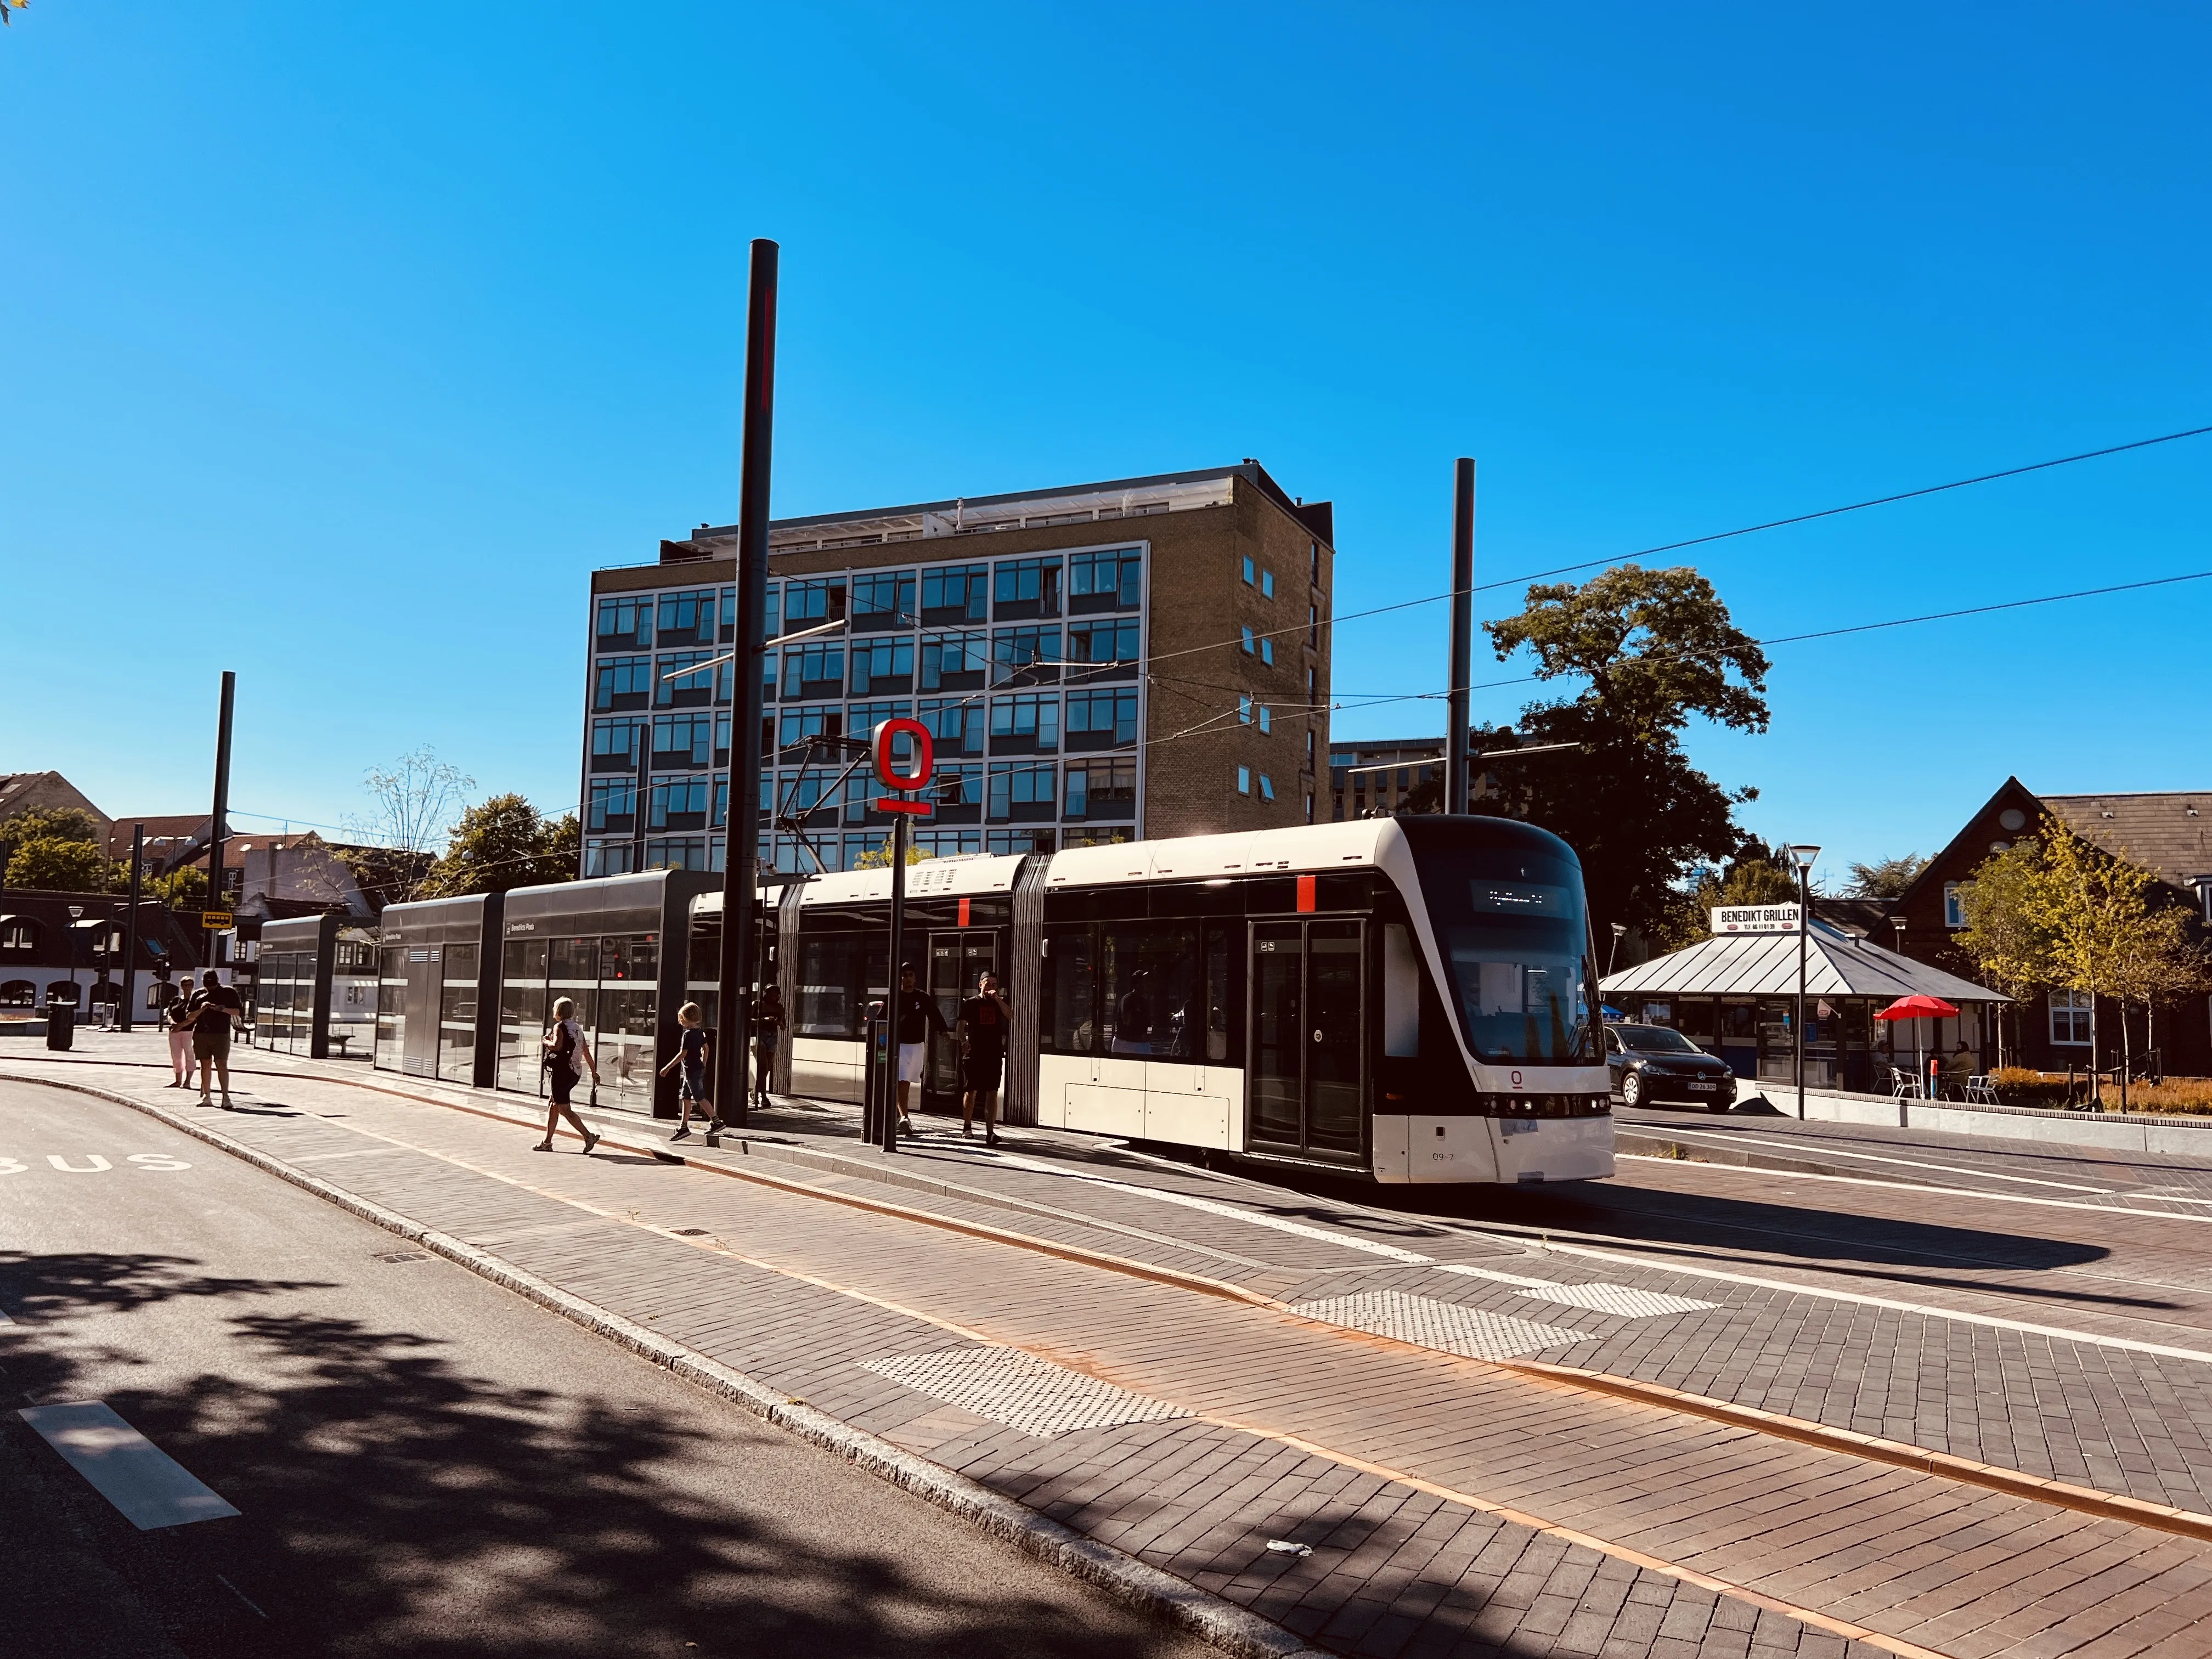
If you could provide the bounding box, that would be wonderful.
[871,718,934,813]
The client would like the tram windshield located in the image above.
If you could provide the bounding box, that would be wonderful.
[1413,836,1597,1064]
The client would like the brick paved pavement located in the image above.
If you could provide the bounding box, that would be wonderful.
[11,1047,2212,1655]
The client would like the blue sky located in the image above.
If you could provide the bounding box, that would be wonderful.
[5,3,2208,882]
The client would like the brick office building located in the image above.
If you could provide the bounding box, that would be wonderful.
[580,462,1334,878]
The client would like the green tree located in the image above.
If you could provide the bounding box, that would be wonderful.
[854,839,936,869]
[0,806,104,848]
[1479,563,1769,944]
[1846,854,1929,898]
[5,836,116,893]
[423,795,579,896]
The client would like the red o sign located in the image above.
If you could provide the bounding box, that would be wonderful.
[872,718,934,791]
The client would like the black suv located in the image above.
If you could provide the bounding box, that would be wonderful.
[1604,1024,1737,1111]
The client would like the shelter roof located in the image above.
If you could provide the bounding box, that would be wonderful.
[1602,919,2005,1004]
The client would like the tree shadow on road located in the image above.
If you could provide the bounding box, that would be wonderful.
[0,1252,1206,1659]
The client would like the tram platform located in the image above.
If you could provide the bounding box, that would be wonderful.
[12,1031,2212,1659]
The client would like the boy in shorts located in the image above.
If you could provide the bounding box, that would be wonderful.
[658,1001,712,1141]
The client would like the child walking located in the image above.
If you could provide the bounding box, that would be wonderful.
[659,1001,712,1141]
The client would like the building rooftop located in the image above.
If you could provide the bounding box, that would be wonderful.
[662,461,1331,562]
[2040,791,2212,888]
[1603,918,2005,1003]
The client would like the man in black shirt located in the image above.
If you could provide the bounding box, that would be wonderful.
[958,970,1012,1146]
[893,963,949,1131]
[186,969,245,1108]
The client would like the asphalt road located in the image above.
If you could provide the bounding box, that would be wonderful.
[0,1080,1215,1659]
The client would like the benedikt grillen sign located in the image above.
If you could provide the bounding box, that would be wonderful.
[1711,904,1803,934]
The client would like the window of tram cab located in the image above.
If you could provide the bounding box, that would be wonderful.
[1430,861,1598,1064]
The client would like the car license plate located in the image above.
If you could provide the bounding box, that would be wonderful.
[1687,1081,1717,1091]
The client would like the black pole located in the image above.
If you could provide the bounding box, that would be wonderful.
[713,238,778,1133]
[882,810,909,1153]
[1445,458,1475,815]
[120,825,144,1033]
[1795,864,1810,1120]
[206,671,235,971]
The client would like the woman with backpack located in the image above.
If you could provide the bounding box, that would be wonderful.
[535,996,601,1154]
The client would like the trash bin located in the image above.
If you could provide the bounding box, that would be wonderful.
[46,1003,75,1051]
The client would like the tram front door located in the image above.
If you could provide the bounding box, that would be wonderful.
[1247,919,1364,1159]
[925,930,997,1107]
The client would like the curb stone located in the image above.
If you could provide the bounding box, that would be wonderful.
[1,1066,1329,1659]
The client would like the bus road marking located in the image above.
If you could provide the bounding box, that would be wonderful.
[19,1401,240,1529]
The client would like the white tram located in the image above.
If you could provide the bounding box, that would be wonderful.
[744,816,1612,1186]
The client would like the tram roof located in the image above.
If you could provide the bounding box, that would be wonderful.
[1601,918,2007,1004]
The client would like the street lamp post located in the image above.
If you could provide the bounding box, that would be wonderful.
[1787,844,1821,1120]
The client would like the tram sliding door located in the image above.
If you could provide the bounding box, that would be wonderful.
[925,930,996,1108]
[1246,919,1365,1160]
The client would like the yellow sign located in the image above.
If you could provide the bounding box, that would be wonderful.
[201,911,234,930]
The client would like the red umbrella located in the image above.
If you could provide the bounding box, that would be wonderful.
[1876,994,1959,1020]
[1876,995,1959,1099]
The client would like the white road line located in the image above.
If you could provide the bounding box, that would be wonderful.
[1616,1152,2212,1226]
[19,1401,241,1529]
[1540,1240,2212,1367]
[1641,1128,2116,1194]
[981,1149,1440,1263]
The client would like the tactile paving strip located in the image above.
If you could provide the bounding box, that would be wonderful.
[1514,1283,1718,1317]
[1290,1291,1595,1359]
[862,1345,1191,1437]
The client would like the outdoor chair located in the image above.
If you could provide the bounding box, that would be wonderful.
[1887,1066,1923,1101]
[1963,1074,1999,1105]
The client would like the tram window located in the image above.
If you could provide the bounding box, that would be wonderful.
[797,935,864,1036]
[1383,924,1419,1057]
[1419,850,1596,1063]
[1041,926,1097,1053]
[1204,924,1233,1063]
[1101,921,1199,1058]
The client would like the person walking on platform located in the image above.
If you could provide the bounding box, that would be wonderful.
[892,962,949,1132]
[753,983,785,1112]
[186,970,244,1108]
[536,996,601,1154]
[959,970,1011,1146]
[161,984,194,1088]
[658,1001,711,1142]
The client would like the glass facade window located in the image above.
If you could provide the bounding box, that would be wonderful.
[655,650,723,708]
[785,577,847,625]
[584,840,636,877]
[1239,627,1255,654]
[1260,636,1274,666]
[920,631,988,691]
[763,583,780,640]
[1259,704,1272,733]
[1259,775,1276,803]
[651,711,714,769]
[916,828,983,856]
[994,557,1062,619]
[987,828,1054,856]
[848,636,915,695]
[591,716,642,772]
[919,563,988,624]
[595,656,652,711]
[782,644,845,700]
[596,596,652,650]
[775,768,849,827]
[989,761,1058,822]
[931,763,984,822]
[656,589,718,647]
[644,838,708,871]
[992,626,1060,684]
[918,697,977,756]
[588,778,637,833]
[720,585,738,644]
[1068,548,1141,611]
[1064,688,1137,749]
[776,704,844,754]
[1261,569,1275,599]
[1065,617,1138,676]
[1062,825,1136,847]
[990,692,1060,754]
[1237,765,1251,795]
[1065,758,1136,821]
[850,570,916,630]
[1238,694,1252,725]
[1242,555,1256,586]
[848,699,915,738]
[649,775,711,832]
